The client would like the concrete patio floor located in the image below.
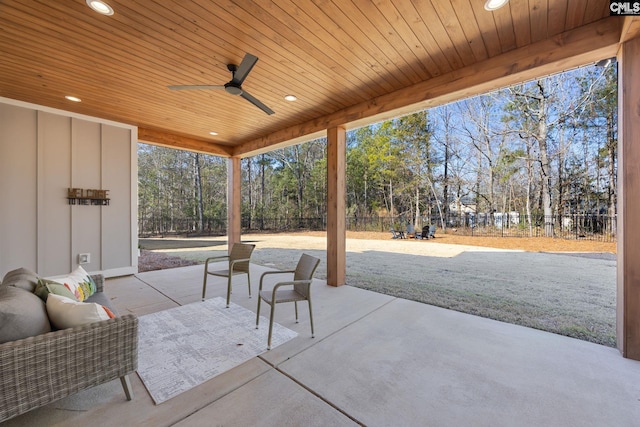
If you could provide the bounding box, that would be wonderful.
[4,262,640,426]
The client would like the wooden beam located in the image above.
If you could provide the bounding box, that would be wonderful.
[326,126,346,287]
[138,127,232,157]
[620,17,640,43]
[232,130,328,158]
[227,157,241,250]
[234,17,622,157]
[617,36,640,361]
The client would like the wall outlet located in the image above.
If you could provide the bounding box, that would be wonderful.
[78,253,90,264]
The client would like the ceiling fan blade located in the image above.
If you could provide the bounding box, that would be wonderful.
[167,85,225,90]
[231,53,258,85]
[240,91,274,115]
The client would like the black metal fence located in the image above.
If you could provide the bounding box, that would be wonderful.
[138,217,227,237]
[441,212,616,242]
[139,213,616,242]
[345,213,615,242]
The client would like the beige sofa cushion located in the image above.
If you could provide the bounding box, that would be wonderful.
[45,294,114,330]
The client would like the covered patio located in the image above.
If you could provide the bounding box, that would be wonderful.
[2,1,640,423]
[2,0,639,359]
[3,262,640,426]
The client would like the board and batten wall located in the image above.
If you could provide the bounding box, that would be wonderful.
[0,97,137,278]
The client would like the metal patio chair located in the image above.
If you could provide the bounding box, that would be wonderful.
[256,253,321,350]
[202,242,255,307]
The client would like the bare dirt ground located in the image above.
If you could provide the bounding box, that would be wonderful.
[307,230,616,253]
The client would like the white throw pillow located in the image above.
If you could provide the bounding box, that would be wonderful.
[45,266,97,302]
[46,294,113,329]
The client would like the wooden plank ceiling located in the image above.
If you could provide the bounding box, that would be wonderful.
[0,0,625,157]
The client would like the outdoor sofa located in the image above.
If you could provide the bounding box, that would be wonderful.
[0,268,138,422]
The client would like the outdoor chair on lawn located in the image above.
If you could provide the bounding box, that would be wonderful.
[256,253,321,350]
[418,225,436,239]
[406,223,417,239]
[390,228,405,239]
[202,242,255,307]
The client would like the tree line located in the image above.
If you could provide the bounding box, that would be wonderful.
[138,63,617,238]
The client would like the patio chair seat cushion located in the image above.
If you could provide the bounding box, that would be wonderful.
[0,286,51,344]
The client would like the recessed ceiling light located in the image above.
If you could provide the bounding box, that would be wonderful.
[484,0,509,11]
[86,0,114,15]
[65,95,82,102]
[209,131,218,136]
[284,95,297,102]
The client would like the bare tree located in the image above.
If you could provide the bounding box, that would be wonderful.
[193,153,204,232]
[507,80,556,236]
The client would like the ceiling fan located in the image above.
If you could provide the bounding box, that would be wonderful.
[168,53,274,115]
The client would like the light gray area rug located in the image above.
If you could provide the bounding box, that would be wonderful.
[137,297,297,404]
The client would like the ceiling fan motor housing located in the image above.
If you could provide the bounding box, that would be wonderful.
[224,82,243,96]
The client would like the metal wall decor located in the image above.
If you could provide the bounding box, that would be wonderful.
[67,188,110,205]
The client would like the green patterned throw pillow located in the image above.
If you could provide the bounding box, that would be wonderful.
[34,278,79,302]
[43,266,97,302]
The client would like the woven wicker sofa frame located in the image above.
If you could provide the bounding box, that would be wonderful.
[0,274,138,422]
